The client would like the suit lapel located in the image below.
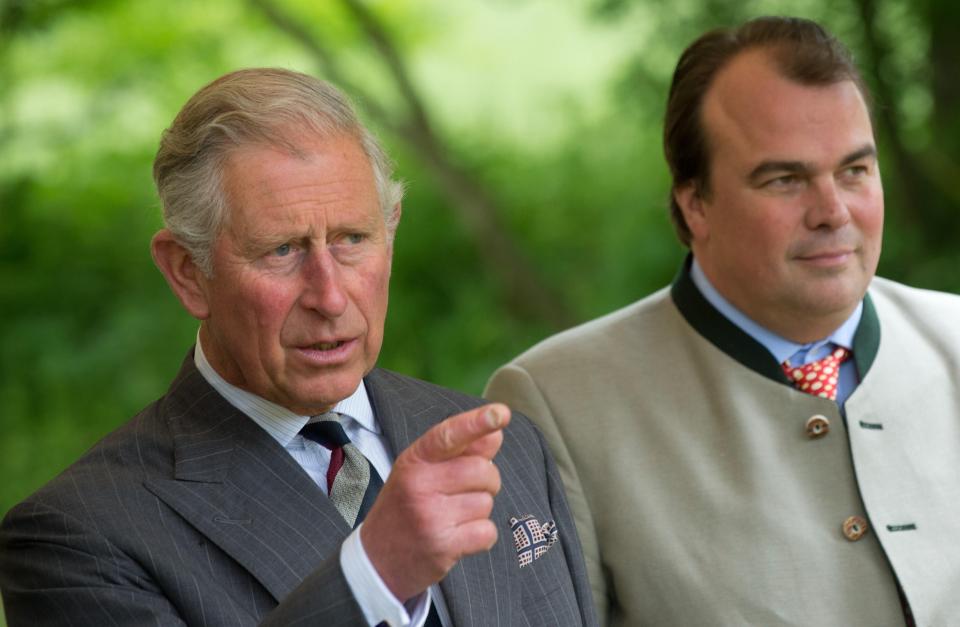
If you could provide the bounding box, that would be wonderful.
[365,369,515,626]
[144,355,351,603]
[145,359,516,622]
[363,368,438,454]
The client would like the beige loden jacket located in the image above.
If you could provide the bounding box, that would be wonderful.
[486,258,960,626]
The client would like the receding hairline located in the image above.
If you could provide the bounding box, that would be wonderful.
[703,44,868,119]
[696,45,873,188]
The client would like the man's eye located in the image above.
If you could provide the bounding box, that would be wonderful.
[273,244,292,257]
[768,175,798,187]
[346,233,366,244]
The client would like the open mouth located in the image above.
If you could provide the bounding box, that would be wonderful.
[294,338,357,363]
[308,341,345,351]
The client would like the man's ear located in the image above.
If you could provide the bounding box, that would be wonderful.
[386,202,402,253]
[151,229,211,320]
[675,181,710,243]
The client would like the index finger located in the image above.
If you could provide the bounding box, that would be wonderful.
[412,403,511,463]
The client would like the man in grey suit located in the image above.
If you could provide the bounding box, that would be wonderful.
[0,68,597,626]
[487,16,960,626]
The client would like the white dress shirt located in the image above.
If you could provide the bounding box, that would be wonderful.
[690,258,863,405]
[194,336,434,626]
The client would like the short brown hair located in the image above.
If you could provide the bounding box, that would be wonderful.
[663,16,870,246]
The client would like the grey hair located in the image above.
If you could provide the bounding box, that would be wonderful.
[153,67,405,275]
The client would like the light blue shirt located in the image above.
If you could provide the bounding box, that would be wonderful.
[194,335,434,627]
[690,259,862,405]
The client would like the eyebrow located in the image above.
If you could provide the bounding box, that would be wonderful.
[747,144,877,185]
[839,144,877,166]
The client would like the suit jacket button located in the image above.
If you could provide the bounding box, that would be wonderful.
[842,515,869,541]
[805,415,830,439]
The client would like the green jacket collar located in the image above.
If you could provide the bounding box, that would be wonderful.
[669,255,880,386]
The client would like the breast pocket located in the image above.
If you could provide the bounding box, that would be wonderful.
[510,514,581,625]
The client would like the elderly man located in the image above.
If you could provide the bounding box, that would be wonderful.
[0,69,597,626]
[487,16,960,626]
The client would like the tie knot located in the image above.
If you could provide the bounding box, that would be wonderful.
[301,416,350,450]
[782,346,851,400]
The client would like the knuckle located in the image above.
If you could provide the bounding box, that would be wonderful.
[482,464,501,492]
[490,471,502,495]
[465,455,489,475]
[436,423,455,452]
[491,464,503,494]
[410,497,439,529]
[481,523,499,549]
[476,492,495,513]
[469,520,498,552]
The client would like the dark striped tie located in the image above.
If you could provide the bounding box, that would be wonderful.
[300,414,382,527]
[300,414,442,626]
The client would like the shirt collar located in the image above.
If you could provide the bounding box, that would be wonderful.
[690,258,862,365]
[193,330,378,448]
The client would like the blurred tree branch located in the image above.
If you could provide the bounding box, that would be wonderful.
[248,0,575,328]
[918,0,960,209]
[853,0,960,247]
[852,0,925,216]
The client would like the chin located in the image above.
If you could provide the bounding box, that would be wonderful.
[800,290,862,319]
[299,381,364,410]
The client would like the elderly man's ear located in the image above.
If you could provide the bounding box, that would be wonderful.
[151,229,211,321]
[387,202,402,242]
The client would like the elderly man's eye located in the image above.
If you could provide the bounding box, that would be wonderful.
[273,244,292,257]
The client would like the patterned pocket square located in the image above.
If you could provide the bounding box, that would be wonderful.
[509,514,558,568]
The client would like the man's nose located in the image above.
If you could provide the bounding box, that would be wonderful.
[299,248,348,317]
[805,179,851,230]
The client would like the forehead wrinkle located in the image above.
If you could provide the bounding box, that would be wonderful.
[253,176,377,229]
[222,137,383,252]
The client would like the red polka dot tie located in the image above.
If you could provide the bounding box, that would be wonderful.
[781,346,851,400]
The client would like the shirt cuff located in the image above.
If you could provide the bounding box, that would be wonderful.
[340,523,432,626]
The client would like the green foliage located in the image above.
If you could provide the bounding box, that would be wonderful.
[1,0,958,567]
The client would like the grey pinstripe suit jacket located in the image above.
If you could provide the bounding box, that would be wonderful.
[0,352,597,626]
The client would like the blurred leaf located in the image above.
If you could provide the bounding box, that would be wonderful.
[1,0,958,522]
